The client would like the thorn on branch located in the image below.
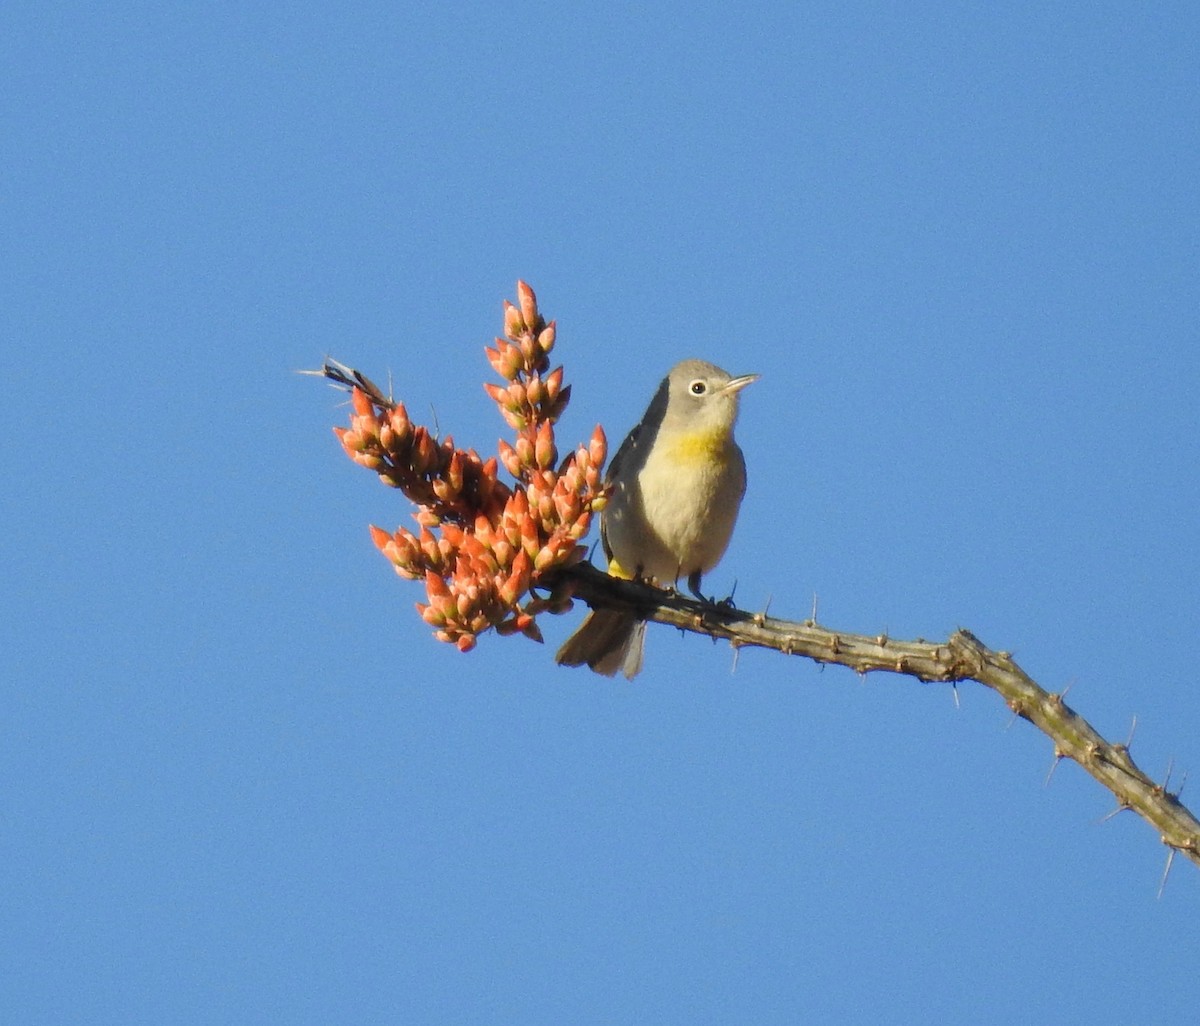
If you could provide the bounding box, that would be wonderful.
[1098,802,1131,824]
[1157,846,1176,899]
[1045,753,1063,787]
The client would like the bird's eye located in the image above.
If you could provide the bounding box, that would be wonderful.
[689,380,707,396]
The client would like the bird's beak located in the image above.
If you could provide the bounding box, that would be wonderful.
[719,373,759,396]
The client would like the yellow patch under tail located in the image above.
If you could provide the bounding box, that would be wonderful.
[607,557,634,580]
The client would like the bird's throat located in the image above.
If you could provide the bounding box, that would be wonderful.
[664,427,731,466]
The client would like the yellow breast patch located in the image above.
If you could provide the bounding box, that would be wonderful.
[664,428,730,466]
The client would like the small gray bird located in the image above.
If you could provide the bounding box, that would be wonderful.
[555,359,757,679]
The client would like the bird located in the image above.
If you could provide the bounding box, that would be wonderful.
[555,358,757,679]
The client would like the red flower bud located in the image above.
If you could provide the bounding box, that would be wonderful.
[487,340,522,380]
[351,387,373,417]
[506,380,528,407]
[513,434,532,469]
[425,570,449,599]
[520,513,540,559]
[554,490,580,523]
[535,421,556,470]
[590,425,607,466]
[497,440,521,478]
[447,451,464,494]
[389,403,410,437]
[525,373,544,406]
[456,591,474,620]
[506,488,528,522]
[498,549,532,606]
[503,301,524,339]
[517,280,539,332]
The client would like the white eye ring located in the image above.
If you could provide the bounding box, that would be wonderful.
[689,380,707,396]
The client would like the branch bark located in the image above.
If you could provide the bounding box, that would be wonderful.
[554,562,1200,871]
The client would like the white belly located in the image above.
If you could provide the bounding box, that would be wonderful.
[604,439,744,585]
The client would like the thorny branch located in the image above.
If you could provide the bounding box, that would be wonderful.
[549,562,1200,872]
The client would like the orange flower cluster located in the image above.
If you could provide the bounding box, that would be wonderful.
[332,282,607,652]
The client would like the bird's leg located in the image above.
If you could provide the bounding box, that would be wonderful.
[688,571,737,609]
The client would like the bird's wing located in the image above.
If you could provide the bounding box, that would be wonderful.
[598,375,671,563]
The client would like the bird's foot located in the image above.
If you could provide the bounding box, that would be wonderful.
[687,572,738,609]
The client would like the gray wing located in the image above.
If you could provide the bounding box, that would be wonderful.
[599,375,671,562]
[733,441,748,499]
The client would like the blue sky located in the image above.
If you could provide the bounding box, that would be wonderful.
[4,2,1198,1022]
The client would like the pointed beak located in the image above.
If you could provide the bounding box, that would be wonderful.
[719,373,759,396]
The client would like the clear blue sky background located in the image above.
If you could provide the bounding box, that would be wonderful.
[4,3,1198,1023]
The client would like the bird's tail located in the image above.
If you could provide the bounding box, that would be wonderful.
[555,609,646,680]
